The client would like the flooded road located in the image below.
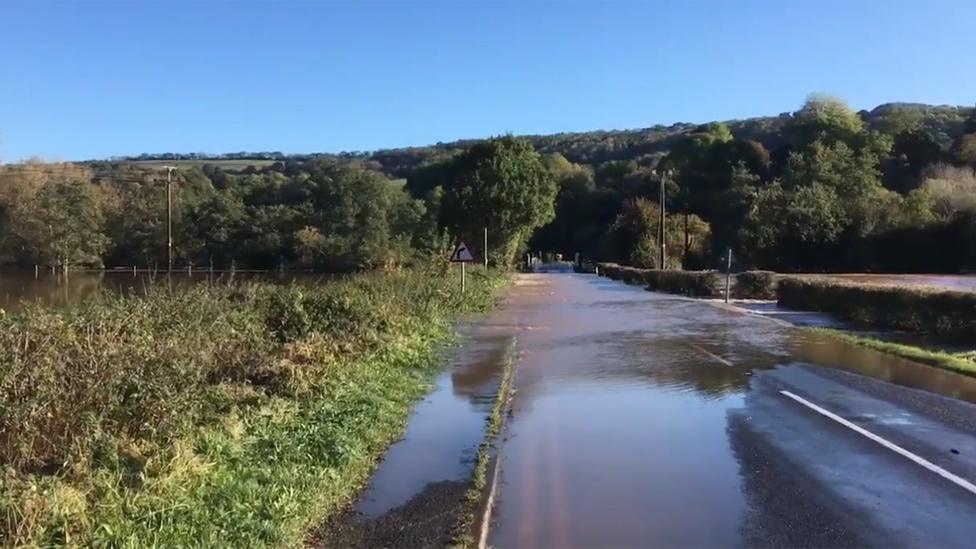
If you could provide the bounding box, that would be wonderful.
[312,317,518,548]
[489,273,976,548]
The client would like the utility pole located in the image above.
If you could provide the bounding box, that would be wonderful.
[659,170,668,270]
[162,166,176,272]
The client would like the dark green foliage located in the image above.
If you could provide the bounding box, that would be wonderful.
[733,271,778,299]
[777,278,976,342]
[0,269,506,545]
[0,160,430,272]
[596,263,721,297]
[438,136,558,266]
[15,99,976,274]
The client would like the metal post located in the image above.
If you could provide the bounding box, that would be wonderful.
[461,261,466,294]
[34,264,38,279]
[725,248,733,303]
[659,171,667,270]
[484,227,488,269]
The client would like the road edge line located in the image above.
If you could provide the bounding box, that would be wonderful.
[780,390,976,496]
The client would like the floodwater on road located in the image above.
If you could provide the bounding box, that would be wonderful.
[489,273,976,548]
[353,325,516,518]
[311,316,519,547]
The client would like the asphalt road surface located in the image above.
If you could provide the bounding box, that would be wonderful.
[487,273,976,548]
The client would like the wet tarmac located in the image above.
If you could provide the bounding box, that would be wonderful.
[488,273,976,548]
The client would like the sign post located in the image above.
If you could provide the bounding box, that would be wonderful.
[449,241,475,293]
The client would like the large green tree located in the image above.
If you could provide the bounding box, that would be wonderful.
[440,136,557,266]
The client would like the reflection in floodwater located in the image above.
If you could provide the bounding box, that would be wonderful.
[791,330,976,404]
[352,324,516,519]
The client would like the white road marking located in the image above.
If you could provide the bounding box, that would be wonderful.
[780,390,976,496]
[689,343,734,367]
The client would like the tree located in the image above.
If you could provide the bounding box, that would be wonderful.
[964,105,976,134]
[740,182,846,269]
[25,180,109,267]
[952,134,976,167]
[440,136,557,266]
[885,130,944,193]
[920,163,976,218]
[603,198,708,269]
[784,94,865,149]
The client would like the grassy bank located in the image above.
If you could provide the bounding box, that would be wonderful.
[810,328,976,377]
[0,268,506,547]
[778,278,976,342]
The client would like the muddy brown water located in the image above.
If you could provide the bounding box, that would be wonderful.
[808,273,976,292]
[487,273,976,547]
[312,317,519,547]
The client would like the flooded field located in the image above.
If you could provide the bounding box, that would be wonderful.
[487,273,976,547]
[811,273,976,292]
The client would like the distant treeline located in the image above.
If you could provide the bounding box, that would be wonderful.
[407,97,976,273]
[6,97,976,273]
[0,137,555,271]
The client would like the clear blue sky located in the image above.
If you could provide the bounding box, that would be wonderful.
[2,0,974,161]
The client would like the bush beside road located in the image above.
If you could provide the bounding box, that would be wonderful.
[777,278,976,343]
[0,269,506,547]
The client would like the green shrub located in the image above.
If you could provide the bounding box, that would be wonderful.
[0,268,506,547]
[777,278,976,341]
[595,262,721,297]
[733,271,778,299]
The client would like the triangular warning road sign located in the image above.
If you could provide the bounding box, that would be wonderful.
[450,241,475,262]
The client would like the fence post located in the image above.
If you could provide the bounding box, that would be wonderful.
[725,248,733,303]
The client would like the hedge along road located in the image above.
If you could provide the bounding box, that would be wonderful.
[487,271,976,548]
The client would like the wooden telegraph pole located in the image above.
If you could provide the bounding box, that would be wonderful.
[162,166,176,272]
[659,170,667,270]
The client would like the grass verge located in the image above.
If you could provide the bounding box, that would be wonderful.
[0,268,508,547]
[450,337,517,548]
[809,328,976,377]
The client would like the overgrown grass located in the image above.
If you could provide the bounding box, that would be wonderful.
[450,337,516,548]
[810,328,976,377]
[0,267,507,547]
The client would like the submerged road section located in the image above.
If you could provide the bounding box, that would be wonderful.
[489,273,976,548]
